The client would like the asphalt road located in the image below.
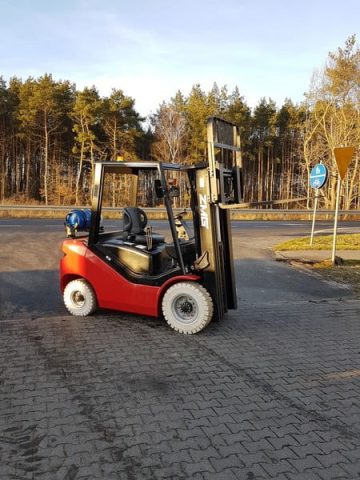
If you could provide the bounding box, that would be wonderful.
[0,218,358,320]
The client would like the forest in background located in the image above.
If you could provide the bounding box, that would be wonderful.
[0,36,359,209]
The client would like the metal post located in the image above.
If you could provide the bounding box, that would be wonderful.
[310,190,319,246]
[331,175,341,265]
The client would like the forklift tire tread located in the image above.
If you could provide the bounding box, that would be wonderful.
[63,279,97,317]
[162,282,213,334]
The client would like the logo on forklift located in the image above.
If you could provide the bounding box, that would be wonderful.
[199,194,209,229]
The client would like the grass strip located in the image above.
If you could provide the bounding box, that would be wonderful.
[274,234,360,251]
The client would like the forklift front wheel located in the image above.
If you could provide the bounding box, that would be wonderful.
[162,282,213,334]
[63,279,97,316]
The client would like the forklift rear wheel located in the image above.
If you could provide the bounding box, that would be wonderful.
[162,282,213,334]
[63,279,97,316]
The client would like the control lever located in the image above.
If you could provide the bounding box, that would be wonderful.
[145,226,153,250]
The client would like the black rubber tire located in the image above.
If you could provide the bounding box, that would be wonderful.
[63,279,97,316]
[162,282,213,334]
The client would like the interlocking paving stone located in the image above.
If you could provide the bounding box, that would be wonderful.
[1,298,360,479]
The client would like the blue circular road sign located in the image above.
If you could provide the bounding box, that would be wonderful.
[310,163,328,189]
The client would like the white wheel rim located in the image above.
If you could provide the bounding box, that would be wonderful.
[172,294,198,324]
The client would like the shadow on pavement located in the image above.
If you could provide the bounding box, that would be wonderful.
[0,269,64,319]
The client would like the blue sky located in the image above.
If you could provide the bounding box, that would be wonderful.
[1,0,359,116]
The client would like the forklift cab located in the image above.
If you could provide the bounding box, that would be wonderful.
[88,161,195,281]
[60,117,243,334]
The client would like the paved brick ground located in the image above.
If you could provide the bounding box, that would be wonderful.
[1,297,360,479]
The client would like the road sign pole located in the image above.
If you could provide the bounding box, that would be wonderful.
[309,163,328,245]
[310,190,319,246]
[331,146,355,265]
[331,175,341,265]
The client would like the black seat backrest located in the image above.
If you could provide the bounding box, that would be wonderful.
[123,207,148,235]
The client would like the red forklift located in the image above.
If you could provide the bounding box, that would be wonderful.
[60,117,243,334]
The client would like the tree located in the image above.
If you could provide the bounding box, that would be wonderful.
[251,98,277,202]
[100,89,143,207]
[275,100,306,202]
[101,89,143,160]
[304,35,360,209]
[71,86,101,203]
[151,102,188,206]
[185,84,210,163]
[151,102,187,163]
[18,74,75,204]
[171,90,187,113]
[0,77,16,200]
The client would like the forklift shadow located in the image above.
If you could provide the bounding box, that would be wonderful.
[100,310,166,330]
[99,310,225,336]
[0,269,65,318]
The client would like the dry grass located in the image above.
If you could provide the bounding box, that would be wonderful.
[0,209,341,222]
[275,234,360,251]
[0,210,65,219]
[310,260,360,295]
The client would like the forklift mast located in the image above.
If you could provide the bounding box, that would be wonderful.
[191,117,243,321]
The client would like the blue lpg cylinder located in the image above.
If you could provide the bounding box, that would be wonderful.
[64,208,92,236]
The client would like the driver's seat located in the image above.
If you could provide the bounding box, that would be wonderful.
[122,207,165,247]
